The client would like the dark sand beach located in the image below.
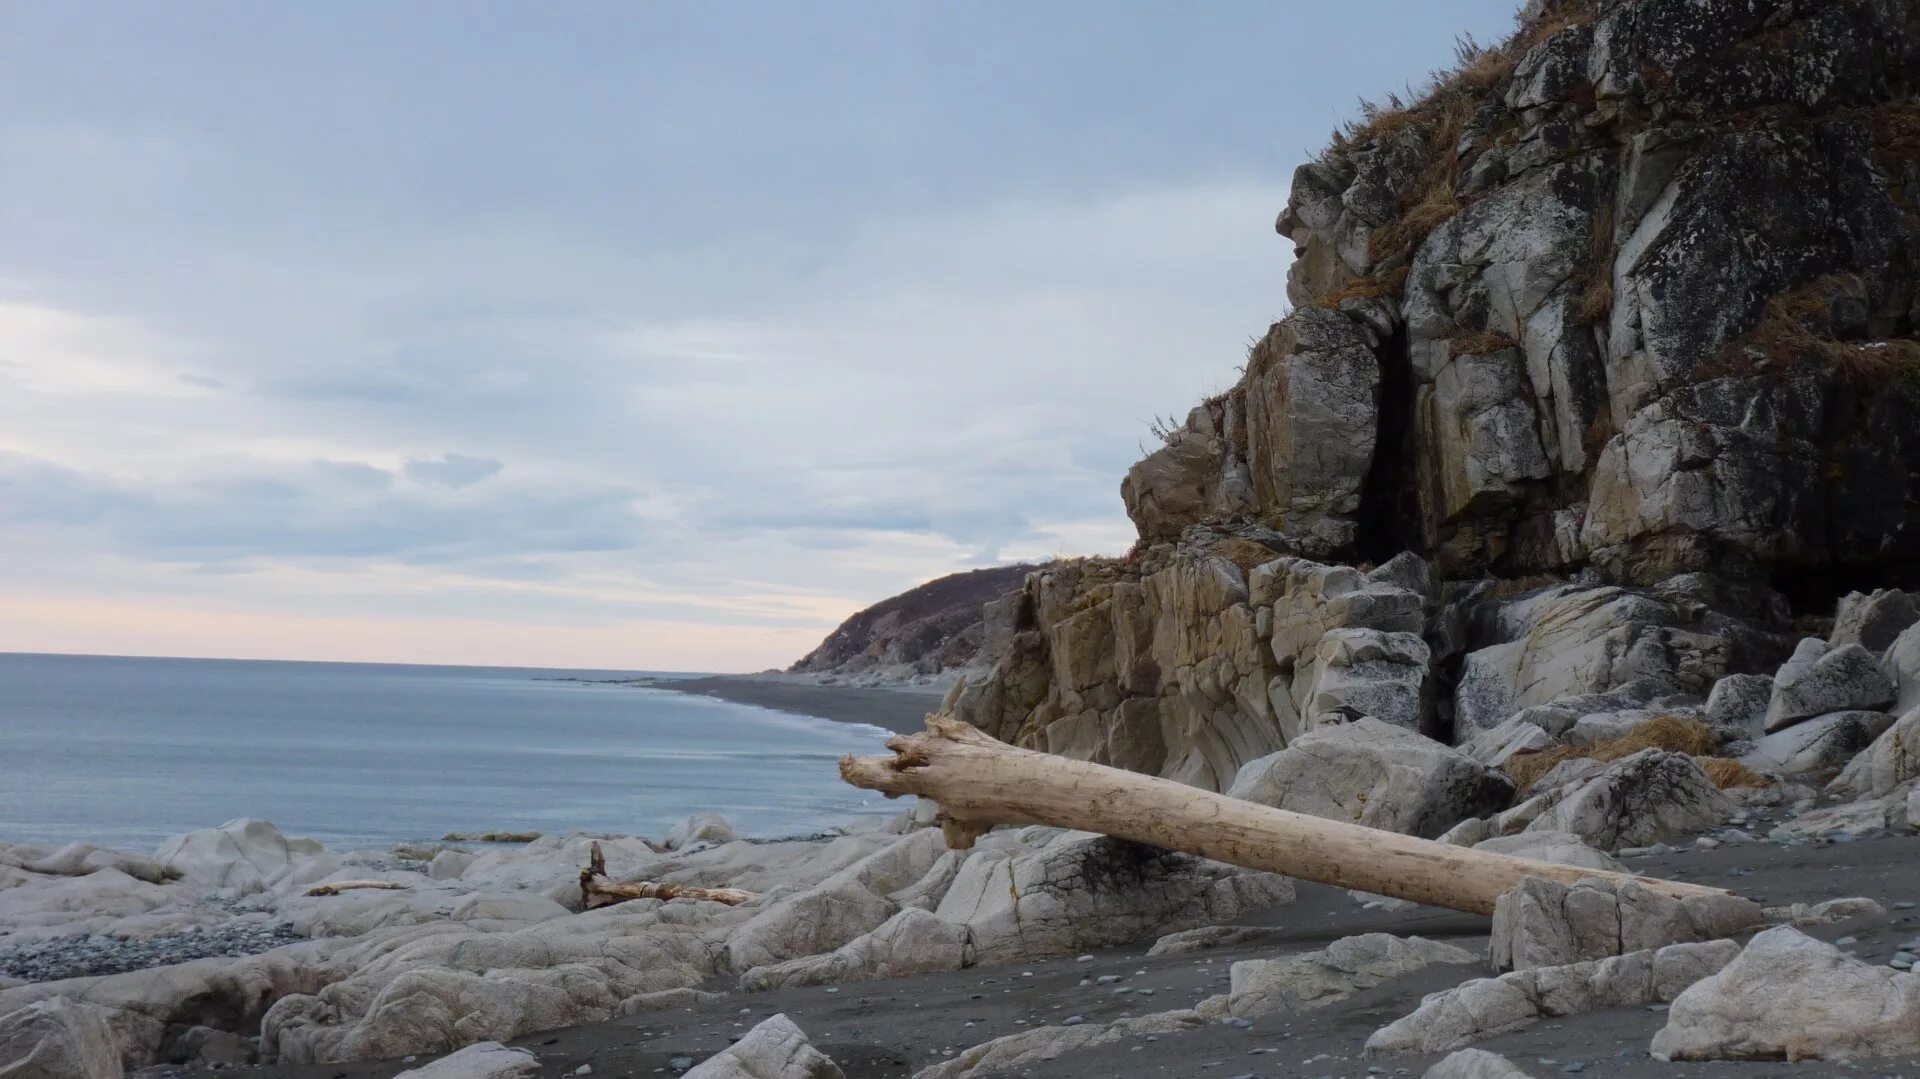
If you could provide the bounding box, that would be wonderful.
[658,676,944,736]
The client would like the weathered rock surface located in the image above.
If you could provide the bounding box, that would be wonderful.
[1744,710,1895,776]
[0,997,123,1079]
[1366,940,1741,1056]
[1423,1049,1535,1079]
[683,1014,844,1079]
[153,819,324,897]
[1831,589,1920,654]
[790,563,1042,683]
[1829,706,1920,800]
[1764,640,1895,733]
[1490,875,1759,972]
[391,1041,539,1079]
[913,1011,1204,1079]
[1224,934,1478,1018]
[1227,719,1512,838]
[1652,926,1920,1062]
[1530,749,1733,850]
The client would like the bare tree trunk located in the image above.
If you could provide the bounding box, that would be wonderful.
[578,841,756,909]
[840,716,1737,917]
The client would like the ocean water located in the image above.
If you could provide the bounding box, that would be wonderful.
[0,653,900,853]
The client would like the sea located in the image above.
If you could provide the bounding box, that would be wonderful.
[0,652,900,854]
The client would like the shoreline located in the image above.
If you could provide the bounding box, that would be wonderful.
[646,674,945,737]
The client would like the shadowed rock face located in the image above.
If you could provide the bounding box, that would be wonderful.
[941,0,1918,788]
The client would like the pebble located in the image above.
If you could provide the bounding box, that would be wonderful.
[573,1066,592,1076]
[1062,1015,1086,1026]
[0,923,304,983]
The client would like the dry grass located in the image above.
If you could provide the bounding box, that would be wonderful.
[1696,757,1774,789]
[1452,327,1520,355]
[1485,572,1566,600]
[1706,275,1920,387]
[1575,199,1616,324]
[1319,265,1412,307]
[1503,715,1721,792]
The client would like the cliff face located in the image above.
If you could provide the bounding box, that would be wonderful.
[948,0,1920,791]
[790,563,1044,682]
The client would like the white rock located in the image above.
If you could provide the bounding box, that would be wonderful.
[0,998,123,1079]
[1888,621,1920,716]
[1531,749,1732,851]
[914,1010,1203,1079]
[1423,1048,1536,1078]
[428,850,476,881]
[1491,875,1759,971]
[739,908,972,990]
[1704,674,1772,740]
[1470,832,1621,873]
[1652,926,1920,1062]
[665,814,738,851]
[1226,934,1477,1017]
[1764,641,1895,733]
[683,1013,843,1079]
[1228,718,1512,838]
[1743,710,1894,776]
[1830,589,1920,654]
[1830,705,1920,799]
[153,819,325,896]
[392,1041,539,1079]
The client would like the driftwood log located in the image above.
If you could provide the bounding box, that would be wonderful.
[304,880,408,897]
[578,841,756,909]
[840,715,1739,917]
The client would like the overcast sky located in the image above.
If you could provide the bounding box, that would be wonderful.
[0,2,1519,671]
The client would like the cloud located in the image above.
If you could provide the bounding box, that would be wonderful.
[403,453,504,488]
[0,301,212,398]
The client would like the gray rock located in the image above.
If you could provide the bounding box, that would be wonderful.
[1226,934,1477,1017]
[0,998,122,1079]
[683,1014,843,1079]
[1652,927,1920,1062]
[1830,590,1920,654]
[1743,711,1894,777]
[1366,941,1740,1056]
[1764,641,1895,734]
[1889,622,1920,718]
[1491,876,1760,972]
[1228,718,1512,839]
[1829,706,1920,801]
[1704,674,1772,741]
[914,1010,1204,1079]
[1423,1048,1537,1078]
[1531,750,1733,851]
[664,814,737,851]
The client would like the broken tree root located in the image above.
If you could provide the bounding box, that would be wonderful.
[578,840,756,910]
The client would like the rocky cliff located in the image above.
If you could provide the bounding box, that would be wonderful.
[789,563,1043,683]
[947,0,1920,791]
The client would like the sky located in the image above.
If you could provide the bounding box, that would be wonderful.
[0,1,1521,671]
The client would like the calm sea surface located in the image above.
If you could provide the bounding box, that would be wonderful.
[0,653,898,853]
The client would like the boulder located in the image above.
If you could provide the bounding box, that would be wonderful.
[1829,706,1920,800]
[1469,832,1620,874]
[931,833,1293,964]
[1295,628,1434,733]
[392,1041,539,1079]
[1457,718,1550,767]
[1703,674,1772,740]
[1531,750,1732,851]
[1227,718,1512,839]
[1490,875,1760,972]
[0,998,122,1079]
[1225,934,1478,1018]
[725,830,947,973]
[1830,589,1920,654]
[1423,1049,1535,1079]
[9,844,174,885]
[1889,622,1920,717]
[1365,940,1740,1056]
[739,908,973,990]
[428,850,475,881]
[684,1014,843,1079]
[915,1011,1204,1079]
[665,814,737,851]
[153,819,324,896]
[1651,926,1920,1062]
[1764,641,1894,733]
[1742,710,1894,777]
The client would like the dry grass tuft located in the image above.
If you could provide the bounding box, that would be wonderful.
[1452,327,1520,355]
[1503,715,1721,792]
[1318,265,1412,308]
[1575,199,1617,324]
[1709,275,1920,387]
[1695,757,1774,789]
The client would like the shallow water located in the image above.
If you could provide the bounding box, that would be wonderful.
[0,652,897,852]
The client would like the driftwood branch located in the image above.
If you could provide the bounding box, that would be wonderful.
[305,880,408,897]
[578,841,756,910]
[840,715,1739,917]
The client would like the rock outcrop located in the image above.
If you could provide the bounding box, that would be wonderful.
[789,563,1043,683]
[927,0,1920,801]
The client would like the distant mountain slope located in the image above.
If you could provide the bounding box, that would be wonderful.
[790,563,1044,681]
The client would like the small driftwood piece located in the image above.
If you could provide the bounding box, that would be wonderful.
[578,841,755,910]
[840,715,1743,917]
[305,880,408,897]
